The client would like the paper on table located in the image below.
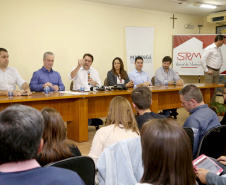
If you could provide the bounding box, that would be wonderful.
[59,91,89,95]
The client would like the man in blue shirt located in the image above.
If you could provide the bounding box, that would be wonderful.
[30,52,65,92]
[0,104,85,185]
[179,84,220,157]
[129,56,151,87]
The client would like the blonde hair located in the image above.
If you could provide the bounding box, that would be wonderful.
[106,96,139,134]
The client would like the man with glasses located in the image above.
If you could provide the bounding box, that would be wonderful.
[69,53,101,91]
[179,84,220,157]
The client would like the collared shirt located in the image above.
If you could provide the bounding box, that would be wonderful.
[0,159,40,172]
[0,161,85,185]
[155,67,180,86]
[69,66,101,91]
[129,69,151,86]
[129,69,152,85]
[29,66,65,92]
[0,67,26,90]
[201,43,223,72]
[183,104,220,157]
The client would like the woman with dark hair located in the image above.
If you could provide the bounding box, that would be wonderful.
[136,118,196,185]
[89,96,139,164]
[37,108,81,166]
[107,57,134,87]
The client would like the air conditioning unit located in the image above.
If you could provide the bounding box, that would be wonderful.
[207,12,226,23]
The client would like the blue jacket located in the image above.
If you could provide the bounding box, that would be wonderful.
[97,137,143,185]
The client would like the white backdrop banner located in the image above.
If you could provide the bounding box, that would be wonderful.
[173,34,226,75]
[125,27,154,78]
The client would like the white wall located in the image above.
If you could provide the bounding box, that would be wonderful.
[0,0,217,88]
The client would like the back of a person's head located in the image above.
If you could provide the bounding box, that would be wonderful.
[39,108,73,165]
[0,104,44,164]
[106,96,139,133]
[140,118,196,185]
[132,87,152,110]
[179,84,203,103]
[41,108,67,144]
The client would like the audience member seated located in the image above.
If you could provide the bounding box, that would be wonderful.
[97,137,143,185]
[179,84,221,157]
[107,57,134,88]
[0,105,84,185]
[196,156,226,185]
[88,96,139,164]
[131,86,165,129]
[129,56,152,87]
[136,118,196,185]
[37,108,81,166]
[220,88,226,125]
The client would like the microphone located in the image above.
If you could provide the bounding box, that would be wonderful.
[88,71,90,85]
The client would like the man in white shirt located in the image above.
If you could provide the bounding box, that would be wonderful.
[69,53,101,91]
[0,48,31,96]
[129,56,152,87]
[201,35,225,103]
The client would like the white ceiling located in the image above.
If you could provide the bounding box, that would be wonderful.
[83,0,226,16]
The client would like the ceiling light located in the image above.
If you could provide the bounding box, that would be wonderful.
[193,3,217,9]
[200,4,217,9]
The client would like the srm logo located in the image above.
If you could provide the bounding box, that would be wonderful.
[177,52,201,60]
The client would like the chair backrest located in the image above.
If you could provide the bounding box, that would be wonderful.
[45,156,95,185]
[183,127,194,152]
[104,78,108,86]
[195,125,226,159]
[70,81,73,91]
[151,76,155,86]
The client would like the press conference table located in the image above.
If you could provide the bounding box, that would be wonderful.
[0,83,223,142]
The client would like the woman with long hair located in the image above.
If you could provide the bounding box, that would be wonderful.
[89,96,139,164]
[137,118,196,185]
[37,108,81,166]
[107,57,134,87]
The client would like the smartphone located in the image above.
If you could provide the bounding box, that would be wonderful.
[193,154,223,175]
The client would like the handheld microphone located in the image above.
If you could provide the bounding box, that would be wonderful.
[87,71,90,85]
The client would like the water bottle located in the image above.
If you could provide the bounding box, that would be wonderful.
[164,80,168,87]
[80,86,85,93]
[44,86,50,96]
[8,88,13,99]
